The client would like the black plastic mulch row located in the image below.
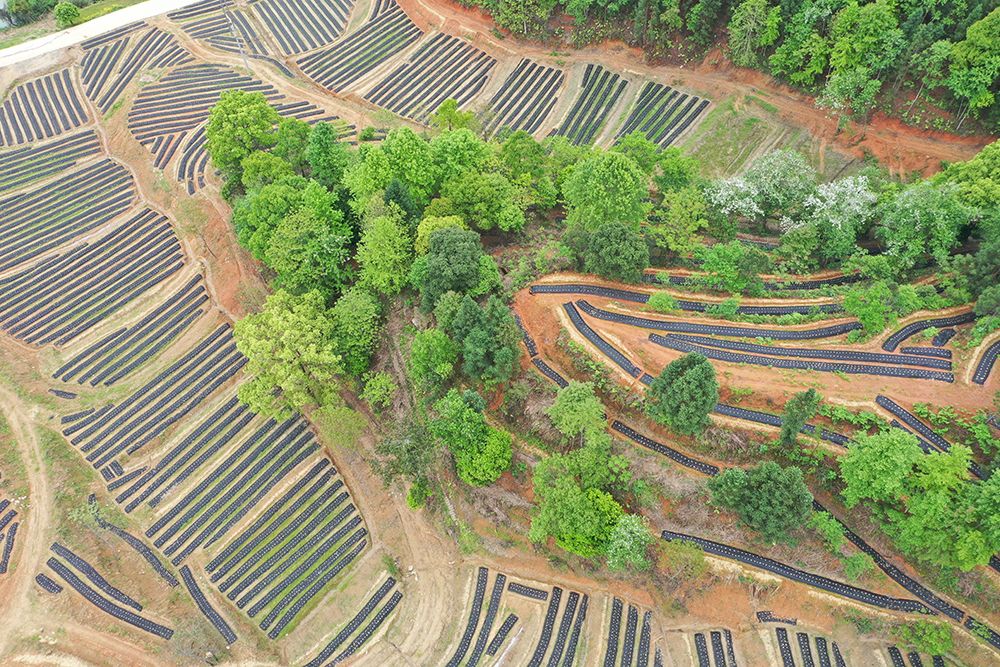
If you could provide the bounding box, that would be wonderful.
[694,632,711,667]
[0,69,89,146]
[303,577,397,667]
[563,594,589,666]
[575,300,861,339]
[514,312,538,356]
[973,338,1000,385]
[531,284,843,315]
[602,597,623,667]
[51,542,142,611]
[531,358,569,387]
[775,628,795,667]
[252,0,351,55]
[35,572,62,593]
[882,312,975,351]
[81,20,146,49]
[446,566,488,667]
[900,346,952,359]
[553,63,628,146]
[932,329,956,347]
[526,586,562,666]
[563,302,642,377]
[964,616,1000,650]
[508,580,548,600]
[661,530,931,614]
[326,589,403,665]
[0,522,18,573]
[611,421,720,475]
[546,591,579,667]
[46,556,174,638]
[484,58,564,137]
[468,572,506,667]
[179,565,237,644]
[90,494,179,587]
[651,333,954,383]
[756,610,797,624]
[713,403,851,448]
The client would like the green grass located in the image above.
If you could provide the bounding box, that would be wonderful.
[0,0,145,51]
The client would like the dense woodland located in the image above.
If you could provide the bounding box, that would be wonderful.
[467,0,1000,127]
[204,89,1000,587]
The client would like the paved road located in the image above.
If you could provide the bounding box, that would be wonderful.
[0,0,202,69]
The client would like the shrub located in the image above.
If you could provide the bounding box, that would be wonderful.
[647,291,678,313]
[54,2,81,28]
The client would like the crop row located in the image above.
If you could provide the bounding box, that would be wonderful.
[326,589,403,665]
[553,64,628,146]
[486,613,518,657]
[0,520,18,574]
[575,299,861,340]
[615,81,708,147]
[650,333,955,382]
[564,302,643,378]
[882,312,975,351]
[0,69,89,147]
[526,586,563,667]
[365,33,496,123]
[35,573,63,593]
[51,542,143,611]
[666,333,952,370]
[878,396,987,479]
[621,604,639,667]
[178,8,265,55]
[167,0,232,21]
[712,403,850,447]
[933,329,956,346]
[304,577,398,666]
[508,581,549,600]
[973,338,1000,385]
[53,275,207,386]
[900,346,952,359]
[252,0,353,55]
[695,631,711,667]
[467,573,506,667]
[661,530,930,613]
[299,3,423,93]
[757,610,796,624]
[88,28,192,113]
[0,130,101,192]
[179,564,238,644]
[446,566,488,666]
[532,283,842,315]
[81,20,146,50]
[715,629,735,667]
[90,494,179,587]
[532,358,569,388]
[45,556,174,638]
[775,627,794,667]
[483,58,564,137]
[68,324,245,469]
[602,597,624,667]
[0,208,182,347]
[0,157,135,272]
[612,421,721,475]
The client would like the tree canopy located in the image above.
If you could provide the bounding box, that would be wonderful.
[646,354,719,435]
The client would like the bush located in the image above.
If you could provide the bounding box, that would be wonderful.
[54,1,81,28]
[647,291,678,313]
[842,552,875,582]
[361,371,397,411]
[646,353,718,435]
[708,461,814,543]
[808,511,845,553]
[894,621,953,656]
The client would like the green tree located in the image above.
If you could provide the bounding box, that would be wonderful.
[809,510,846,552]
[442,170,526,232]
[612,131,661,174]
[361,371,397,412]
[779,389,820,449]
[499,130,558,209]
[936,140,999,210]
[840,429,926,506]
[584,221,650,282]
[54,1,80,28]
[420,227,484,310]
[708,461,814,542]
[408,328,458,393]
[877,181,973,273]
[273,117,311,175]
[241,151,295,191]
[606,514,654,571]
[264,208,352,299]
[448,295,521,386]
[727,0,781,67]
[430,389,511,486]
[306,122,350,191]
[356,211,412,296]
[234,289,342,418]
[646,353,719,435]
[547,381,606,441]
[415,215,467,254]
[330,287,381,376]
[697,240,770,294]
[655,147,700,192]
[429,98,479,133]
[206,91,279,191]
[563,151,649,231]
[946,8,1000,122]
[647,185,709,255]
[430,128,490,185]
[233,178,337,259]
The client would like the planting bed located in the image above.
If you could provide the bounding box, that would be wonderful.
[0,69,89,146]
[0,208,182,347]
[482,59,564,137]
[882,312,976,351]
[661,530,931,614]
[179,564,238,644]
[0,157,135,272]
[298,2,423,93]
[552,64,628,145]
[615,81,709,146]
[531,358,569,387]
[365,33,497,123]
[467,572,506,667]
[486,613,518,656]
[446,566,488,666]
[602,597,623,667]
[54,276,207,386]
[252,0,355,55]
[694,632,710,667]
[563,302,643,378]
[0,130,101,192]
[650,333,955,382]
[973,339,1000,385]
[51,542,143,611]
[526,585,561,666]
[304,577,399,666]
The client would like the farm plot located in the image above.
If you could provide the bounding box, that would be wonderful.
[180,565,238,643]
[251,0,356,55]
[298,2,423,93]
[80,20,147,50]
[614,81,710,146]
[482,58,564,137]
[83,27,193,114]
[0,208,183,347]
[882,312,976,351]
[551,64,628,145]
[128,63,282,168]
[65,324,245,469]
[173,6,294,76]
[0,69,89,146]
[973,339,1000,385]
[198,441,370,638]
[0,496,19,576]
[53,275,209,386]
[303,577,402,665]
[167,0,233,21]
[365,33,497,123]
[0,130,101,192]
[0,157,135,272]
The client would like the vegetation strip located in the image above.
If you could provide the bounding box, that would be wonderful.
[179,565,238,644]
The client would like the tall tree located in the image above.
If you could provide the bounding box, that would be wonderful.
[206,91,279,192]
[563,151,649,231]
[708,461,814,542]
[234,289,343,418]
[356,210,412,296]
[779,389,820,448]
[306,122,350,191]
[646,353,719,435]
[584,221,650,282]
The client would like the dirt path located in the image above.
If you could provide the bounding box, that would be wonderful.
[0,385,53,659]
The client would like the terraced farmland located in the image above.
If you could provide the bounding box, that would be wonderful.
[252,0,356,55]
[482,59,564,137]
[615,80,710,146]
[0,69,89,146]
[552,64,629,145]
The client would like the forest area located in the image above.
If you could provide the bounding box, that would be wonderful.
[465,0,1000,130]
